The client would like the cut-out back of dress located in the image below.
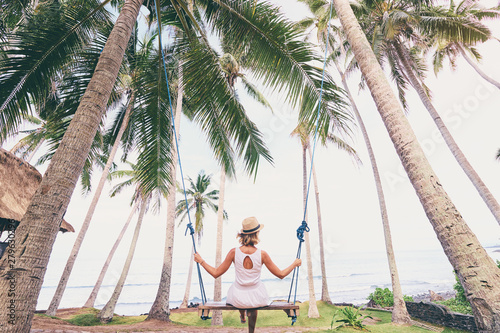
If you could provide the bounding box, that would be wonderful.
[243,255,253,269]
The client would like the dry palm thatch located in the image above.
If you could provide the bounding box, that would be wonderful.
[0,148,74,233]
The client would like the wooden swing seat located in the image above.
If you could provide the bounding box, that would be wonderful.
[198,300,299,318]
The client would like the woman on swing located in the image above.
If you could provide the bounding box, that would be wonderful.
[194,216,302,332]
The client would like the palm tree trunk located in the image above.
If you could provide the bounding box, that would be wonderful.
[180,247,195,308]
[97,196,147,323]
[0,1,143,331]
[9,140,24,155]
[302,144,319,318]
[46,91,135,316]
[333,61,411,324]
[147,60,183,321]
[83,201,138,308]
[394,41,500,227]
[212,167,226,326]
[307,147,331,304]
[333,1,500,331]
[458,45,500,90]
[25,138,44,163]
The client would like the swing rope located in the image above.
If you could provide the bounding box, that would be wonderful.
[152,0,209,315]
[287,0,334,325]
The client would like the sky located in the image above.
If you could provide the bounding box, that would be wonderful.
[3,0,500,308]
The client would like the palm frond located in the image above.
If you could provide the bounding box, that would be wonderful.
[180,38,274,178]
[240,77,273,112]
[0,0,114,140]
[132,47,174,200]
[197,0,351,135]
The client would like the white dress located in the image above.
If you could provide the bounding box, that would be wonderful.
[226,247,270,308]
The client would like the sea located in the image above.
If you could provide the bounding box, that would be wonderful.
[36,246,500,316]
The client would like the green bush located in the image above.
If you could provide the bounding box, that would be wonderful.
[438,298,473,315]
[367,288,413,307]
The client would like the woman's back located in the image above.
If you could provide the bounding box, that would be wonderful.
[234,246,262,287]
[226,245,269,308]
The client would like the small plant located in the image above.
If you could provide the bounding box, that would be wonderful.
[438,297,473,315]
[443,261,500,315]
[332,306,372,331]
[367,287,413,307]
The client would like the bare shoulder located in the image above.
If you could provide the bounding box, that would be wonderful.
[223,248,236,263]
[261,250,270,261]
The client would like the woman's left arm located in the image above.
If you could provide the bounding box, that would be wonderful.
[194,248,235,279]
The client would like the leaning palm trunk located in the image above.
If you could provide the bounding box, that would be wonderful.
[333,61,410,324]
[46,91,135,316]
[307,147,332,304]
[147,61,183,321]
[393,41,500,227]
[83,201,138,308]
[457,45,500,90]
[212,167,226,326]
[333,1,500,331]
[302,144,319,318]
[9,137,45,163]
[9,140,24,154]
[0,1,143,331]
[180,246,195,308]
[25,138,45,163]
[98,196,147,323]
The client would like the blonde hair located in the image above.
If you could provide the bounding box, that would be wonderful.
[237,231,260,246]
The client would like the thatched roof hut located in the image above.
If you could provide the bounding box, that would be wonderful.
[0,148,74,233]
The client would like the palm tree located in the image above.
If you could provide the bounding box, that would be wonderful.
[332,0,500,331]
[335,44,412,324]
[290,124,320,318]
[96,199,145,324]
[212,167,226,325]
[83,201,138,308]
[96,159,164,323]
[291,122,358,315]
[0,1,143,330]
[430,0,500,90]
[296,126,319,318]
[97,161,153,323]
[45,26,163,316]
[354,0,500,227]
[147,57,184,322]
[296,0,412,322]
[176,170,222,308]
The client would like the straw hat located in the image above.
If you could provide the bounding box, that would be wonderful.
[240,216,264,234]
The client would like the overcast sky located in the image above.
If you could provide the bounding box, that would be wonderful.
[3,0,500,306]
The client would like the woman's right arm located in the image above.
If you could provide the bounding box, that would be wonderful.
[194,248,235,279]
[262,251,301,279]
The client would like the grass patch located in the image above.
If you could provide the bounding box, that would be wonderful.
[34,313,59,320]
[171,301,340,328]
[42,307,146,327]
[171,301,471,332]
[66,313,145,326]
